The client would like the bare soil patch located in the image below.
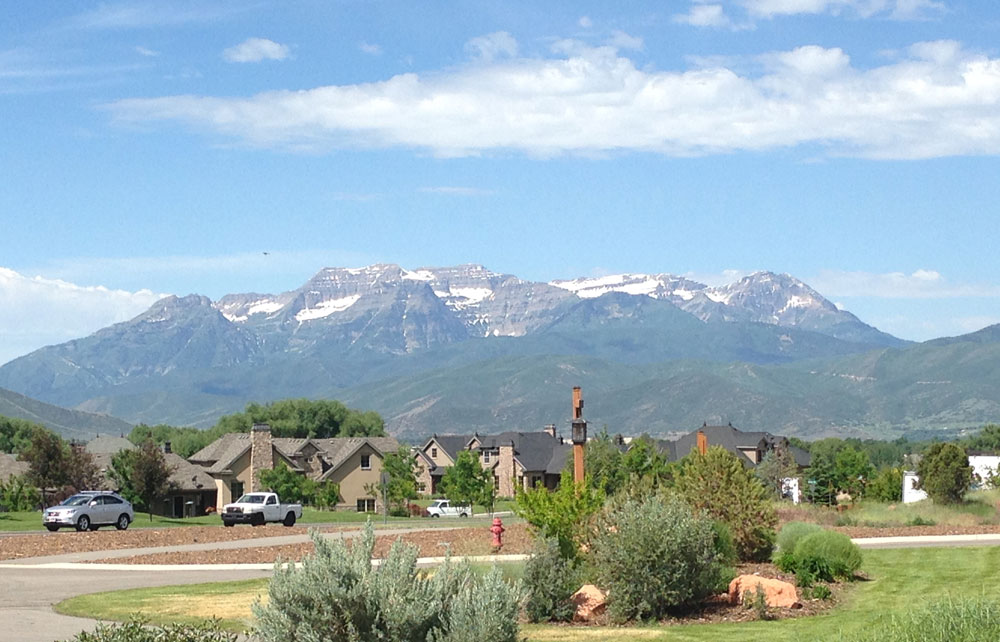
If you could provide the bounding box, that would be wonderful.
[92,523,534,565]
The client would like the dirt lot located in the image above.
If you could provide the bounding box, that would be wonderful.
[0,523,335,561]
[93,523,534,565]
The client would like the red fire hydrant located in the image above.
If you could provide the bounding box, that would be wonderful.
[490,517,505,552]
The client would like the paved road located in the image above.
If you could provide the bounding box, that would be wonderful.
[6,530,1000,642]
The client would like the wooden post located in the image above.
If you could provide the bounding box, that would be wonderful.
[572,387,586,483]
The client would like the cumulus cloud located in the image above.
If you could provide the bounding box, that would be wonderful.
[359,42,382,55]
[608,30,644,51]
[222,38,290,63]
[106,39,1000,160]
[810,269,1000,298]
[0,267,166,366]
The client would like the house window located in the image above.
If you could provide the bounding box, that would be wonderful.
[483,450,492,464]
[431,447,438,458]
[361,454,371,470]
[357,498,376,512]
[230,481,244,501]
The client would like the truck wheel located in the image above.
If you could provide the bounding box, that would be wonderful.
[283,512,296,527]
[223,520,234,527]
[460,512,469,518]
[431,513,440,518]
[252,513,265,526]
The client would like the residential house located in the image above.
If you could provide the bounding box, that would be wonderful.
[188,424,400,512]
[421,425,570,496]
[0,452,28,482]
[655,422,810,469]
[85,436,217,518]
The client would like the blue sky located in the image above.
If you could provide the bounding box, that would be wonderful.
[2,0,1000,365]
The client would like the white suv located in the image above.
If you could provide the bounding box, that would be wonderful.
[43,491,134,532]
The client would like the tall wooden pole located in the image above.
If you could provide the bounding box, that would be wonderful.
[572,386,586,483]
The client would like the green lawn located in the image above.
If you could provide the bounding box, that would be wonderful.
[776,489,1000,529]
[55,547,1000,640]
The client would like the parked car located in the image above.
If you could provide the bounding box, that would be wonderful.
[425,499,471,518]
[42,491,134,532]
[220,492,302,527]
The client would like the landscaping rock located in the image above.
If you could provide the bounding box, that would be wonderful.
[571,584,607,622]
[728,575,799,608]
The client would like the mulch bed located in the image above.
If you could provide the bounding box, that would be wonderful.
[0,523,343,561]
[90,523,535,565]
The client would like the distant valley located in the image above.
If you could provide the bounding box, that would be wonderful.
[0,264,996,442]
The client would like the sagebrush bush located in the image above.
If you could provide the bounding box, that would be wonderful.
[68,618,236,642]
[523,537,579,623]
[793,530,862,581]
[773,521,824,573]
[840,598,1000,642]
[591,495,728,623]
[253,521,522,642]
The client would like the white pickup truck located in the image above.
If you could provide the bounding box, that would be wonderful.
[425,499,471,518]
[220,492,302,527]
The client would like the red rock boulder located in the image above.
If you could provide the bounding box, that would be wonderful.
[571,584,607,622]
[728,575,799,608]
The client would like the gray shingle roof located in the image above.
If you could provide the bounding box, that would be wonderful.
[164,453,216,491]
[85,436,135,455]
[425,435,476,462]
[0,452,28,480]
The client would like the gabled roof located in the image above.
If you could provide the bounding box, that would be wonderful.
[190,433,302,475]
[165,453,216,492]
[423,434,475,462]
[316,437,401,481]
[0,452,28,480]
[86,436,135,455]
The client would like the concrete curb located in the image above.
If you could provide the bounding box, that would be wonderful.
[0,553,532,572]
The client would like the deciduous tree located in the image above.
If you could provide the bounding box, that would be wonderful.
[916,442,971,504]
[21,427,68,507]
[259,462,317,505]
[111,439,173,520]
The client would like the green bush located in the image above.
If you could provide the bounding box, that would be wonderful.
[773,521,824,573]
[916,443,972,504]
[676,446,777,562]
[792,530,862,582]
[0,473,40,512]
[840,598,1000,642]
[523,537,579,623]
[867,467,904,503]
[67,618,236,642]
[515,470,605,559]
[253,521,522,642]
[590,495,728,623]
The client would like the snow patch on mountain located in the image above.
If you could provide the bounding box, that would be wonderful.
[295,295,361,321]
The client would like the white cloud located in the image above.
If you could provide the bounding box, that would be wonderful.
[608,30,644,51]
[135,46,159,57]
[464,32,518,62]
[578,16,593,28]
[418,186,496,196]
[0,267,167,366]
[222,38,290,63]
[809,270,1000,298]
[68,3,236,30]
[107,40,1000,160]
[673,4,737,28]
[359,42,382,56]
[741,0,945,18]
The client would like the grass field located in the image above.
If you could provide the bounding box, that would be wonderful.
[55,547,1000,640]
[777,489,1000,529]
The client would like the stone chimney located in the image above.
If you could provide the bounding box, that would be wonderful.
[497,441,516,497]
[163,441,172,455]
[250,423,273,492]
[544,424,557,439]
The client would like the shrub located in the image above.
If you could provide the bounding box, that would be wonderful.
[523,537,579,623]
[743,585,773,621]
[867,467,904,503]
[916,443,972,504]
[0,473,40,512]
[515,470,605,559]
[841,598,1000,642]
[810,584,832,600]
[252,521,522,642]
[792,530,862,582]
[676,446,777,561]
[773,521,824,572]
[590,495,727,623]
[67,618,236,642]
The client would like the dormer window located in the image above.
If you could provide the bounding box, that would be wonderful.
[431,447,438,458]
[361,454,371,470]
